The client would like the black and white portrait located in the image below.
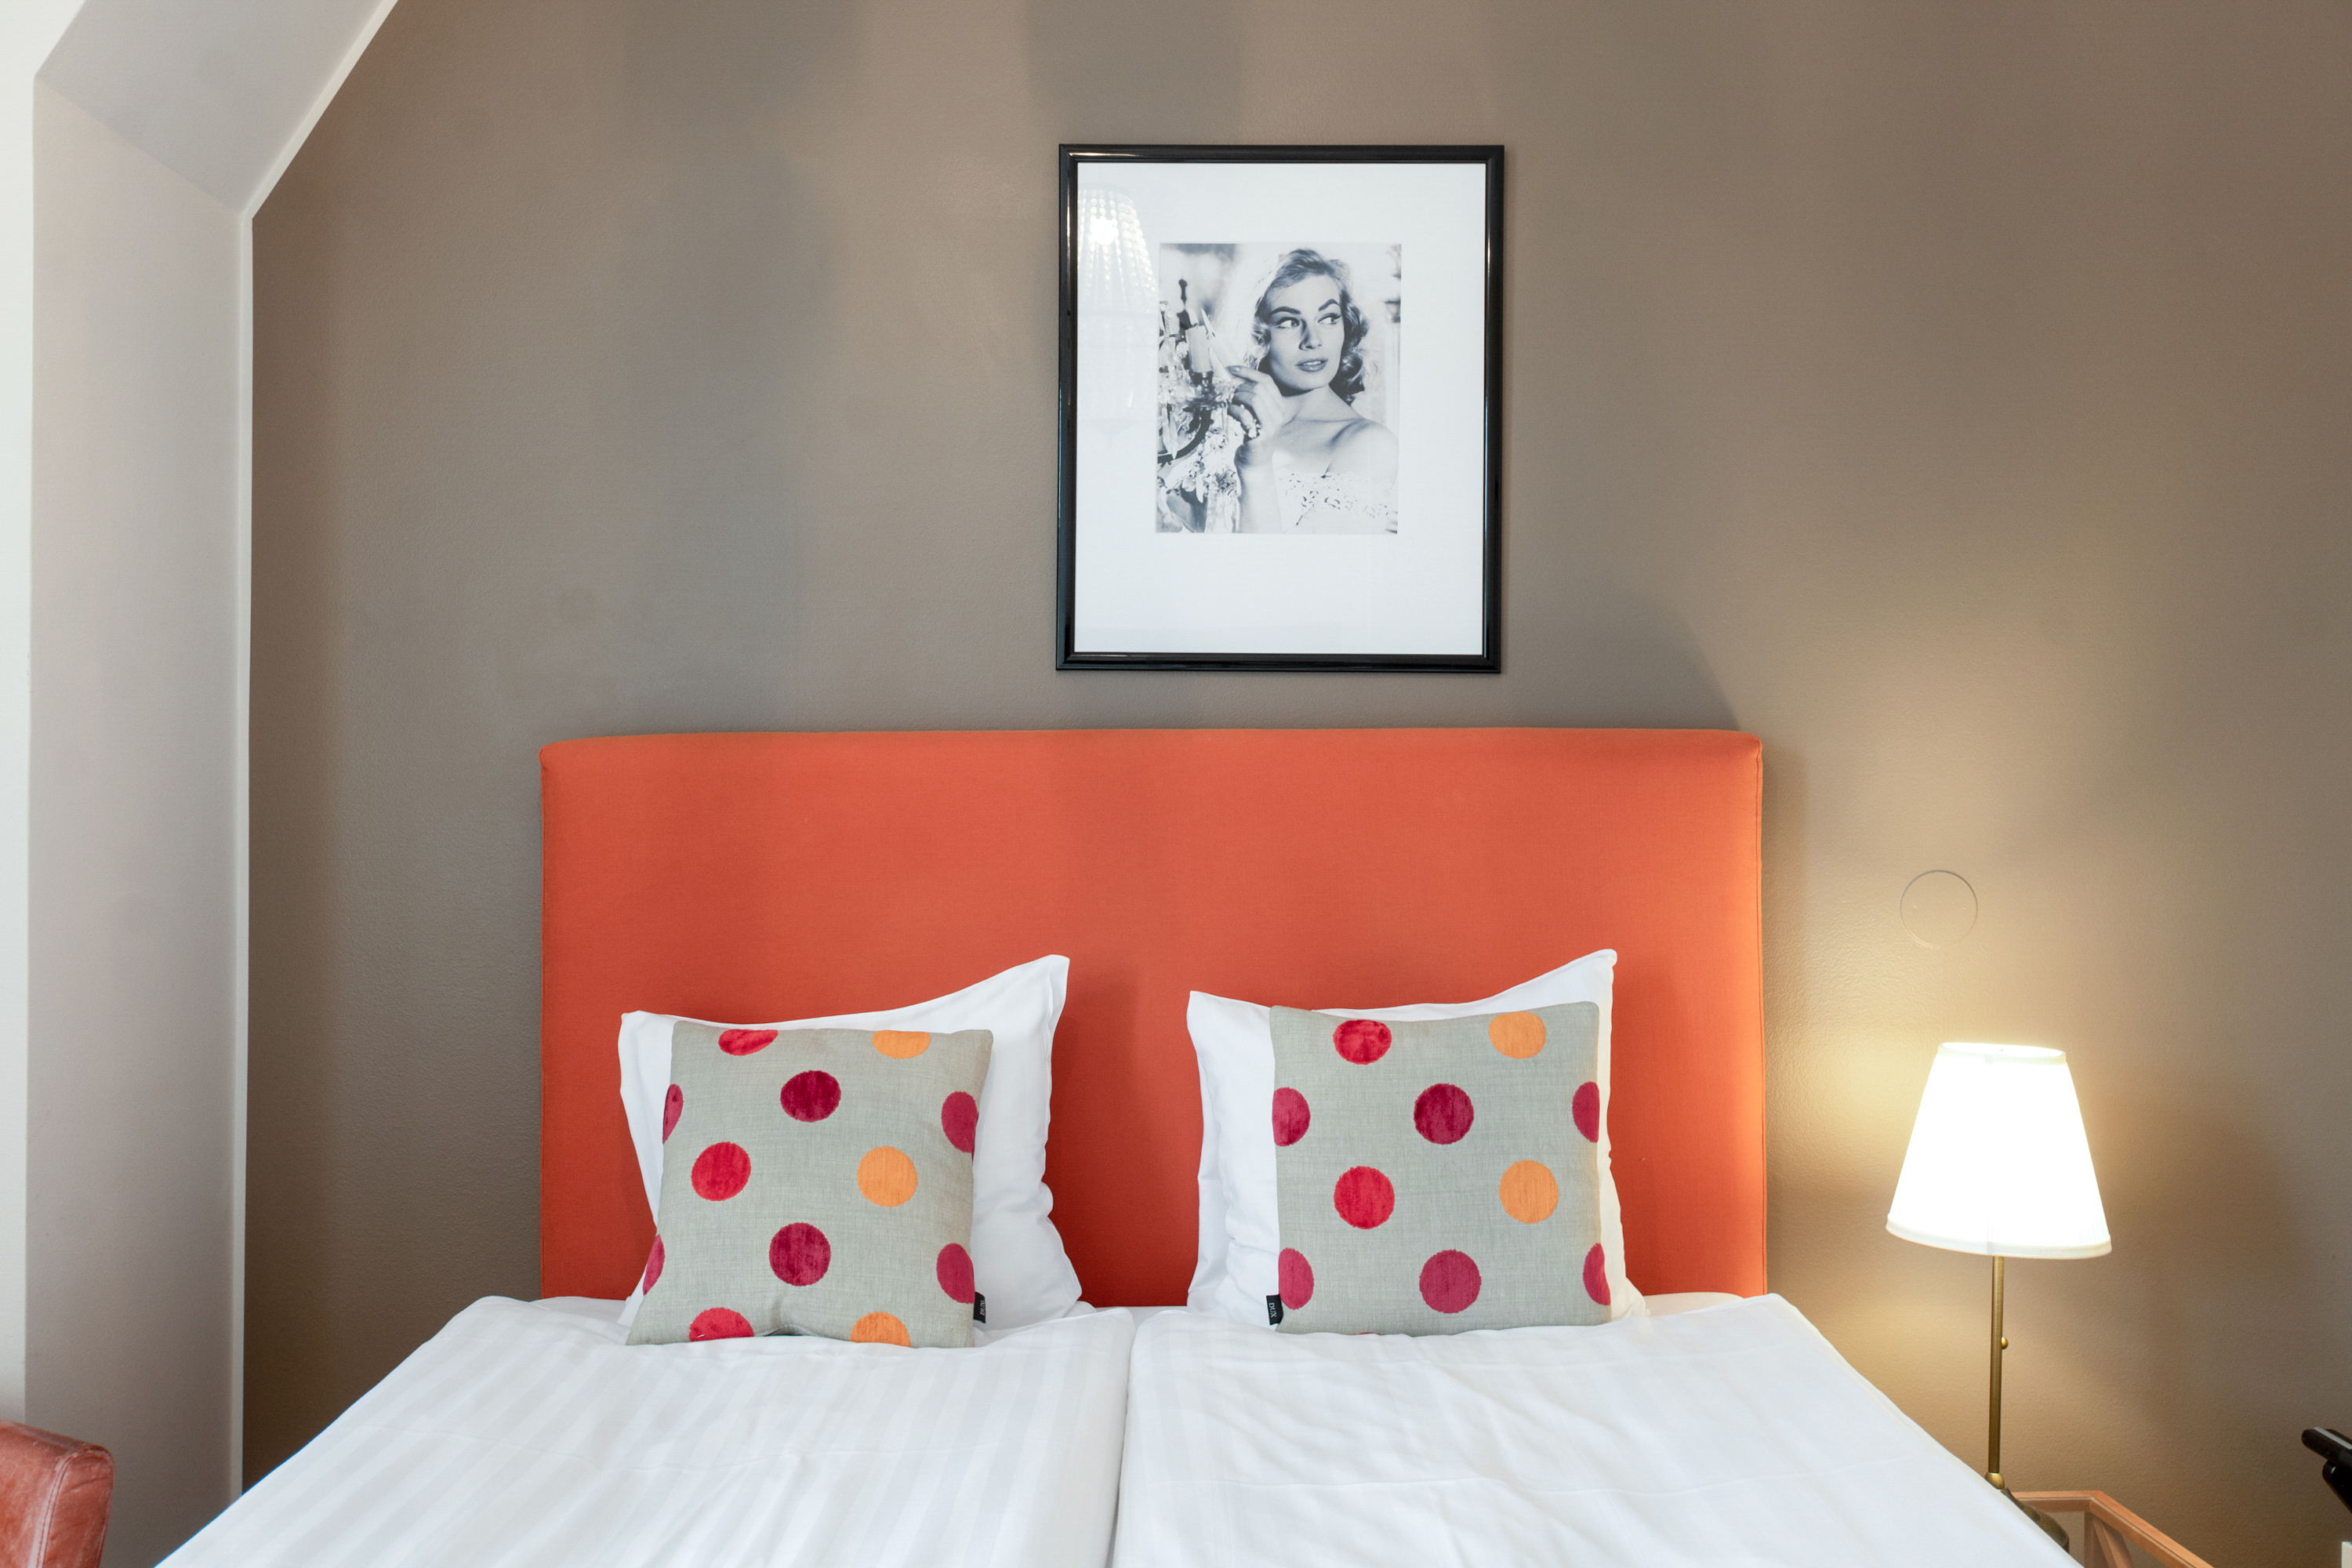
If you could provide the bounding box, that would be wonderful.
[1059,148,1498,670]
[1154,243,1402,535]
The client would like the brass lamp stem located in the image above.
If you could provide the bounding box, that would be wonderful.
[1987,1254,2006,1489]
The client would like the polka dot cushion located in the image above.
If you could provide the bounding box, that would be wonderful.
[627,1022,991,1348]
[1269,1001,1607,1334]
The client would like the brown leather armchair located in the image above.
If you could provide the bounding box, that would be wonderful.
[0,1421,112,1568]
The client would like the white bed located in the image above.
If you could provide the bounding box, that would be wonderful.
[1112,1295,2071,1566]
[165,1297,1135,1567]
[233,728,1999,1567]
[171,1288,2067,1567]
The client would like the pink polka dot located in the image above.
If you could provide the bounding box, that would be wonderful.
[1332,1019,1392,1065]
[1413,1083,1474,1145]
[1573,1081,1600,1142]
[689,1307,755,1341]
[941,1091,978,1154]
[1584,1244,1610,1306]
[1272,1087,1312,1146]
[661,1084,683,1142]
[1279,1247,1315,1309]
[780,1070,840,1122]
[640,1235,664,1293]
[691,1141,750,1201]
[936,1243,975,1303]
[718,1029,777,1055]
[1333,1166,1396,1229]
[1419,1250,1482,1314]
[770,1222,830,1286]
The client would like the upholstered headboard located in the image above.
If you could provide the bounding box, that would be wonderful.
[540,728,1764,1303]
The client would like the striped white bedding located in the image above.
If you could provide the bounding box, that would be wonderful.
[166,1296,1134,1567]
[1112,1294,2072,1566]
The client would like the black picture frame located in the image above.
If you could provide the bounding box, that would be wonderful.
[1055,144,1504,673]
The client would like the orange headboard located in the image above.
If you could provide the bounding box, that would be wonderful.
[541,728,1764,1303]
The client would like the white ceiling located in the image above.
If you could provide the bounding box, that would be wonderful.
[38,0,396,212]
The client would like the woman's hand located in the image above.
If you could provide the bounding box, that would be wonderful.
[1226,368,1283,463]
[1227,367,1284,532]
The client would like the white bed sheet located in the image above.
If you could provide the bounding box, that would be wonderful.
[167,1296,1136,1568]
[1112,1294,2070,1567]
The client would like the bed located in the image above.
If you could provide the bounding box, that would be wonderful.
[1115,1298,2065,1565]
[169,728,2064,1565]
[164,1299,1133,1566]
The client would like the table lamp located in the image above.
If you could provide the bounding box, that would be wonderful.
[1887,1042,2110,1494]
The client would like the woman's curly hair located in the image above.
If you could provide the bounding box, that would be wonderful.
[1250,249,1370,402]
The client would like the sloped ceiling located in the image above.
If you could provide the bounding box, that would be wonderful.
[39,0,396,212]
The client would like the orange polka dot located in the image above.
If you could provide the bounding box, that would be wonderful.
[856,1145,919,1206]
[873,1030,931,1059]
[1488,1012,1546,1058]
[851,1312,910,1346]
[1499,1160,1559,1223]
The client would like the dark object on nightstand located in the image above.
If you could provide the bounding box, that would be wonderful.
[2303,1427,2352,1515]
[0,1420,113,1568]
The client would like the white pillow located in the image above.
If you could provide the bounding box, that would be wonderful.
[1185,950,1640,1325]
[615,955,1084,1330]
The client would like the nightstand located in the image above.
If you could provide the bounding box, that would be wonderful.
[2013,1491,2214,1568]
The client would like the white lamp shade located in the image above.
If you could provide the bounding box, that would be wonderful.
[1886,1042,2111,1260]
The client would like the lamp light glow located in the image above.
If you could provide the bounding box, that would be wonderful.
[1886,1042,2110,1261]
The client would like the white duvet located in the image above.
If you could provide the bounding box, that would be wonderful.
[1112,1295,2071,1567]
[165,1297,1135,1568]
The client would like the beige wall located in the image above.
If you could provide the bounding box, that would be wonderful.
[251,0,2352,1559]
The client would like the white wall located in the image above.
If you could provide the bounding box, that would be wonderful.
[27,83,242,1566]
[0,0,97,1434]
[6,1,400,1562]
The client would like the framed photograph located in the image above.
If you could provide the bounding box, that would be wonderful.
[1056,144,1503,672]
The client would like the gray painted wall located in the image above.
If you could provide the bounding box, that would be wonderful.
[251,1,2352,1559]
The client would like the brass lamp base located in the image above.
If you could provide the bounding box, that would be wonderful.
[2005,1487,2071,1551]
[1986,1255,2070,1552]
[1989,1254,2007,1489]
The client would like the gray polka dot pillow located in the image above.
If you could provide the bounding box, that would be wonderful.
[627,1021,991,1348]
[1269,1001,1608,1334]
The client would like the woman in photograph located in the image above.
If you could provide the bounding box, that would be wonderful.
[1225,249,1399,534]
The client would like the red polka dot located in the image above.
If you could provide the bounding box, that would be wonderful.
[689,1307,754,1340]
[1333,1166,1396,1229]
[661,1084,683,1142]
[1573,1081,1600,1142]
[1272,1087,1312,1146]
[718,1029,777,1055]
[941,1091,978,1154]
[1279,1248,1315,1310]
[1332,1019,1392,1065]
[1420,1250,1482,1314]
[640,1235,664,1293]
[937,1243,975,1303]
[769,1222,830,1286]
[1413,1083,1474,1145]
[691,1141,750,1200]
[1584,1244,1610,1306]
[779,1070,841,1122]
